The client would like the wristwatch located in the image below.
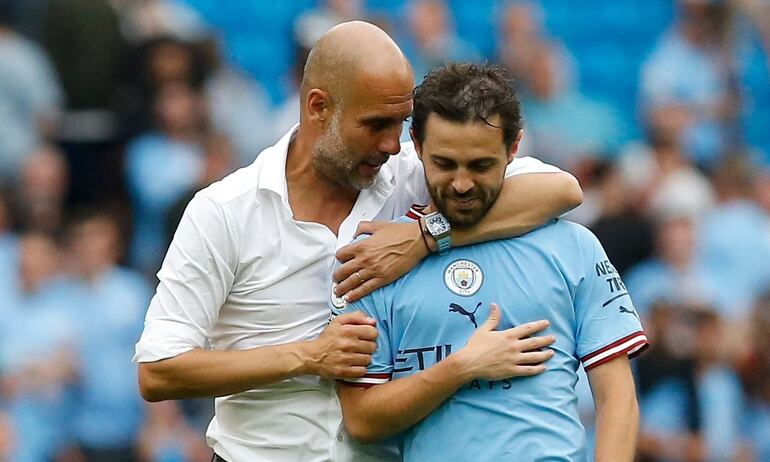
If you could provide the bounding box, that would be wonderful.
[423,211,452,255]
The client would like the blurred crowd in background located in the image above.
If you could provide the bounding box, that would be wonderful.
[0,0,769,461]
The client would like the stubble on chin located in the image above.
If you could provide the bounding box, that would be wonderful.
[313,141,375,191]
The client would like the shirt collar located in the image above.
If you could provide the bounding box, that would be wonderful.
[256,124,295,198]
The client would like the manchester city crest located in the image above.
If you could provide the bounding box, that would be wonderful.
[444,260,483,296]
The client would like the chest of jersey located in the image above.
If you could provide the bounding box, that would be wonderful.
[386,240,580,381]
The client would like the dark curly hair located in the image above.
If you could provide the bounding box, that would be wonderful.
[411,62,523,150]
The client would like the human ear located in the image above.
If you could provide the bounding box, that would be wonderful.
[507,129,524,164]
[306,89,331,124]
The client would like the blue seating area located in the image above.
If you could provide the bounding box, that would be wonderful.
[180,0,769,155]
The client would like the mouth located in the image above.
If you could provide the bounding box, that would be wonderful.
[359,158,387,175]
[449,197,478,210]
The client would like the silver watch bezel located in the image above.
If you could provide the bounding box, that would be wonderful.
[424,211,451,239]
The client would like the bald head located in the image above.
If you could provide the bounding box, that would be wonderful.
[301,21,413,109]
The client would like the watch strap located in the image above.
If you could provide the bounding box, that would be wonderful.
[436,234,451,255]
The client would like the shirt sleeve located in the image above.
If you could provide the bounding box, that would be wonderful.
[134,193,237,362]
[330,287,394,388]
[573,225,649,371]
[504,156,564,177]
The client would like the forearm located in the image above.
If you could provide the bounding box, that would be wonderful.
[594,390,639,462]
[138,342,311,401]
[340,354,470,442]
[589,355,640,462]
[452,172,582,246]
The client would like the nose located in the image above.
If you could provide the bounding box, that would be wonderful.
[452,170,474,195]
[377,127,402,156]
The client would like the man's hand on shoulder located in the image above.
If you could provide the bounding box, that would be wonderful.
[334,220,429,302]
[300,311,378,380]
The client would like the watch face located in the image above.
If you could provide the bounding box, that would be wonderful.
[427,215,450,234]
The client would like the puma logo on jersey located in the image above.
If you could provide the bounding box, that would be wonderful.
[619,305,639,319]
[449,302,482,328]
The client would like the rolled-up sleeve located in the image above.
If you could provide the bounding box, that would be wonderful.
[134,193,237,362]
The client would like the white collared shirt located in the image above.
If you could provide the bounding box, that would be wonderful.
[134,125,562,462]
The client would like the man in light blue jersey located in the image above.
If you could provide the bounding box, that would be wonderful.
[333,63,649,461]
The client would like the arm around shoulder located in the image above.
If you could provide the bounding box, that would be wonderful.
[503,167,583,224]
[453,169,582,246]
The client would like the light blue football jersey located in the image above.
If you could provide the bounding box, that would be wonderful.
[331,208,648,461]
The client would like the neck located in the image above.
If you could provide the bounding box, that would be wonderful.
[285,128,358,234]
[286,129,358,202]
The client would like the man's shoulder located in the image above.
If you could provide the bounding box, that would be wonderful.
[496,218,587,244]
[197,160,263,205]
[466,219,592,266]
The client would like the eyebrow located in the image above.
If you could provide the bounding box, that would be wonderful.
[360,115,408,126]
[430,154,500,165]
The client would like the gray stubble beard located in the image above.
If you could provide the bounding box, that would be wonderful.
[312,109,375,191]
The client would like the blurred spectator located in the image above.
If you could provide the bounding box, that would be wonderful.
[0,187,16,298]
[61,210,151,462]
[618,126,715,218]
[113,0,209,44]
[402,0,480,81]
[1,232,77,462]
[693,309,749,461]
[137,401,210,462]
[636,303,705,462]
[42,0,126,115]
[0,410,15,462]
[737,0,770,55]
[294,0,364,52]
[640,0,741,169]
[16,144,69,235]
[697,154,770,322]
[270,46,307,144]
[738,293,770,461]
[497,1,563,88]
[165,133,234,245]
[202,38,274,166]
[755,167,770,214]
[517,41,624,170]
[41,0,129,206]
[0,2,62,181]
[139,36,208,92]
[585,161,654,276]
[639,306,751,462]
[625,214,716,318]
[124,35,209,137]
[124,82,206,275]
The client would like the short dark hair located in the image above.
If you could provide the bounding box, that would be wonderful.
[411,63,523,150]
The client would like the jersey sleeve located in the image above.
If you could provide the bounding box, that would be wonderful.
[330,286,394,388]
[573,226,649,371]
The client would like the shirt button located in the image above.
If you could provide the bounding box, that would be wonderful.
[337,435,344,441]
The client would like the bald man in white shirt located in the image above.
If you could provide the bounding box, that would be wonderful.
[135,21,582,462]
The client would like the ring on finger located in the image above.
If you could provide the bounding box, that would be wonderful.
[355,271,365,283]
